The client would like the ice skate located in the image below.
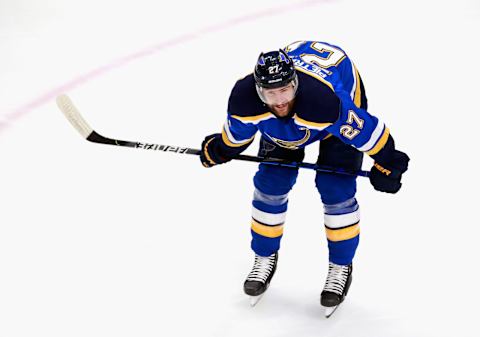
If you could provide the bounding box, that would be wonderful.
[321,262,352,318]
[244,252,278,306]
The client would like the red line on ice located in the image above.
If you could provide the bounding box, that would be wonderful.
[0,0,330,133]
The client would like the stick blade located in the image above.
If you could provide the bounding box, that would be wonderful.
[56,94,93,139]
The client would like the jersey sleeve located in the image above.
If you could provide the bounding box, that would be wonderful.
[216,74,266,155]
[326,91,390,157]
[221,113,257,148]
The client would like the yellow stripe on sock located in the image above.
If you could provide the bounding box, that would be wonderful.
[251,220,284,238]
[325,224,360,242]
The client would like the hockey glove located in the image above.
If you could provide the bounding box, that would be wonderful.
[369,150,410,193]
[200,133,233,168]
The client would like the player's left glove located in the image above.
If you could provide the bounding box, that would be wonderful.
[200,133,233,168]
[369,150,410,193]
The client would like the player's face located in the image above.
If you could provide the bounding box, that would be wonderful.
[261,83,296,117]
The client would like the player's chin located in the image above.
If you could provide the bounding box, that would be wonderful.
[273,104,290,116]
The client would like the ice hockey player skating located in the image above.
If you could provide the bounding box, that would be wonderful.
[200,41,409,317]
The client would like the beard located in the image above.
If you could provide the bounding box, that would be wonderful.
[270,99,295,118]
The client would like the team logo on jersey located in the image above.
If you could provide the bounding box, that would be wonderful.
[265,128,311,150]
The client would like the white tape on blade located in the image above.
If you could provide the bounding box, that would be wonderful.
[56,94,93,139]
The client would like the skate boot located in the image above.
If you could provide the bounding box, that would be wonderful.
[320,262,352,317]
[243,252,278,306]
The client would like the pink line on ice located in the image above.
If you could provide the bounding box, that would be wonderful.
[0,0,330,133]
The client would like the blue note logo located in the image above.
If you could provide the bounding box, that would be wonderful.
[265,128,311,150]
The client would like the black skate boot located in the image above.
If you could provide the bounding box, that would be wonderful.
[243,252,278,306]
[320,262,352,317]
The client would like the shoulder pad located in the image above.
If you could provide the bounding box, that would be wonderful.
[294,72,340,124]
[228,74,269,117]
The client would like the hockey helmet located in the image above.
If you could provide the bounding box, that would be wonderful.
[254,49,298,104]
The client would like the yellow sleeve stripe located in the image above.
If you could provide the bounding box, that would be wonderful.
[251,220,284,238]
[221,127,254,148]
[366,127,390,156]
[325,224,360,242]
[322,133,333,140]
[231,112,273,123]
[352,64,362,108]
[294,115,332,130]
[295,67,334,91]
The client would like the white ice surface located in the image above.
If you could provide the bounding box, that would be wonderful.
[1,1,479,336]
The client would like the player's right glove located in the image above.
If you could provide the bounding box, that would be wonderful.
[369,150,410,193]
[200,133,233,168]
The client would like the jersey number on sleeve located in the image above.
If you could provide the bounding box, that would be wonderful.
[340,110,364,140]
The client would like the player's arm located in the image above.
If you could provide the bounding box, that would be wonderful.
[200,114,257,167]
[326,93,409,193]
[201,74,263,168]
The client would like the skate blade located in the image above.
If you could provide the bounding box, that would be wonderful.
[324,305,338,318]
[249,294,264,307]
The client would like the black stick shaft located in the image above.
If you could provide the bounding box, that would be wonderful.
[87,131,370,177]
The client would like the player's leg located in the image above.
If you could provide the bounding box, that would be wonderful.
[317,71,368,266]
[250,137,304,256]
[315,136,363,307]
[244,137,304,298]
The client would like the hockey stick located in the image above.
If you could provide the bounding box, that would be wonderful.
[56,94,370,177]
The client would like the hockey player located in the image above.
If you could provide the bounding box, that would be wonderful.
[200,41,409,316]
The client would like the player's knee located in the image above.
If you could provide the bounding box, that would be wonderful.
[254,165,298,195]
[315,173,357,205]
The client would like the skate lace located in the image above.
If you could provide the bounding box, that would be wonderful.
[323,262,350,296]
[246,254,276,283]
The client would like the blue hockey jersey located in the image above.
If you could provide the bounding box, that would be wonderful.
[220,41,390,157]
